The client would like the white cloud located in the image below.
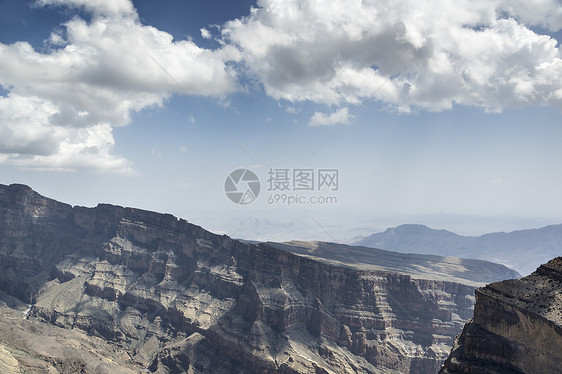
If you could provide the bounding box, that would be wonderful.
[499,0,562,32]
[222,0,562,112]
[308,107,352,127]
[0,94,60,156]
[200,27,211,39]
[0,94,131,172]
[3,0,562,173]
[0,0,239,172]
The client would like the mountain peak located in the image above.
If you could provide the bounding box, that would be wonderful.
[389,224,455,234]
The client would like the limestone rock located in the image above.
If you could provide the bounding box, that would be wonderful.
[440,257,562,373]
[0,184,520,373]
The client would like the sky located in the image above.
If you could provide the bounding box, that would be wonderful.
[1,0,562,242]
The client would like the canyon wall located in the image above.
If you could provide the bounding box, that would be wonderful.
[440,257,562,373]
[0,184,517,373]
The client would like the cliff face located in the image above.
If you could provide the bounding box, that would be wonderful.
[440,257,562,373]
[0,184,517,374]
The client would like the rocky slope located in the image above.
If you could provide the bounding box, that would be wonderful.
[0,184,519,373]
[268,241,520,286]
[354,224,562,275]
[0,289,143,373]
[440,257,562,373]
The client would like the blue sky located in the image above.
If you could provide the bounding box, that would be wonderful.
[1,0,562,241]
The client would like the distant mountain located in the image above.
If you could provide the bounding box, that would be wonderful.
[268,241,520,286]
[353,224,562,275]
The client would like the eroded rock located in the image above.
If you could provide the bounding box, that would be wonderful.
[440,257,562,373]
[0,184,520,373]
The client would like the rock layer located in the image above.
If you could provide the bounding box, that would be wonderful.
[440,257,562,373]
[0,184,519,373]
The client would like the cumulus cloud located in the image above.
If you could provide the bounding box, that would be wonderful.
[499,0,562,32]
[0,0,239,172]
[3,0,562,172]
[200,27,211,39]
[221,0,562,112]
[0,93,130,172]
[308,107,352,126]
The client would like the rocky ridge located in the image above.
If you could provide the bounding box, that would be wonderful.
[0,184,520,373]
[268,241,520,286]
[440,257,562,373]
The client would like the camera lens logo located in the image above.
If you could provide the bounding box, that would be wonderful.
[224,169,260,205]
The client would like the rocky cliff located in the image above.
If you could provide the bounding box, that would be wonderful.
[440,257,562,373]
[0,184,519,373]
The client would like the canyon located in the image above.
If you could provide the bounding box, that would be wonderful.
[0,184,521,373]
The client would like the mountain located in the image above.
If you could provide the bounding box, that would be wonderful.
[268,241,520,286]
[440,257,562,373]
[353,224,562,275]
[0,184,519,373]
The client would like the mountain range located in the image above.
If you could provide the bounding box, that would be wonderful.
[353,224,562,275]
[0,183,518,373]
